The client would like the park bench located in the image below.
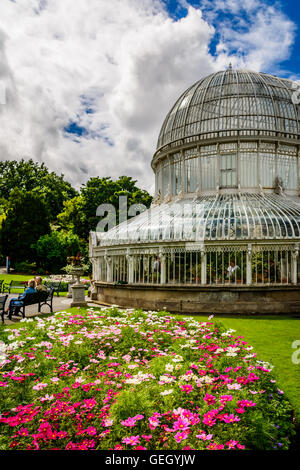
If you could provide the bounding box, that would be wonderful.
[0,294,8,323]
[8,288,54,320]
[44,280,61,297]
[2,280,27,294]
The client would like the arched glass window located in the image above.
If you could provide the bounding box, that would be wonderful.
[220,154,237,188]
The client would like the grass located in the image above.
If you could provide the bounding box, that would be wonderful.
[191,314,300,424]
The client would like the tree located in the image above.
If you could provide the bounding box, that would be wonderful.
[0,159,77,221]
[35,231,82,273]
[57,176,153,240]
[0,189,51,265]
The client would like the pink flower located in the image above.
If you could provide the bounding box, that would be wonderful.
[121,417,137,428]
[207,443,224,450]
[202,411,218,427]
[180,384,193,394]
[226,440,239,449]
[32,382,48,391]
[149,417,160,430]
[174,431,188,443]
[220,414,240,424]
[220,394,233,404]
[235,408,246,414]
[122,436,140,446]
[203,393,216,406]
[134,414,144,421]
[237,400,256,408]
[18,428,29,436]
[103,419,113,427]
[173,417,190,431]
[196,433,213,441]
[85,427,97,436]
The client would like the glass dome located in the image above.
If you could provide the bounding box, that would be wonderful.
[156,69,299,151]
[152,69,300,200]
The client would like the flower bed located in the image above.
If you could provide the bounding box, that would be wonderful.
[0,308,295,450]
[43,277,91,292]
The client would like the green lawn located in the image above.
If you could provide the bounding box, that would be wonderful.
[191,314,300,424]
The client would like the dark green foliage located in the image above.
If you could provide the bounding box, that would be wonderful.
[0,159,77,222]
[0,159,152,272]
[0,189,50,264]
[34,231,82,273]
[58,176,152,239]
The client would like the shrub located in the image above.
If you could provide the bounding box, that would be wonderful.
[34,231,82,273]
[14,261,37,274]
[0,308,295,450]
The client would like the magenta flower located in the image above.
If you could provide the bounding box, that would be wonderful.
[203,393,216,406]
[122,436,140,446]
[220,414,241,424]
[174,431,189,443]
[180,384,193,394]
[196,433,213,440]
[173,417,190,431]
[149,417,160,430]
[121,417,137,428]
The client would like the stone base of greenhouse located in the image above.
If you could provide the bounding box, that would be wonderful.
[92,282,300,314]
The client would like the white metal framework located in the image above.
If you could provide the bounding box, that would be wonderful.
[90,68,300,288]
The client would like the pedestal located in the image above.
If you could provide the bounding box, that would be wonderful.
[71,284,88,307]
[67,276,76,298]
[70,268,88,307]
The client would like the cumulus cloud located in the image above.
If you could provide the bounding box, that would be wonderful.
[0,0,297,193]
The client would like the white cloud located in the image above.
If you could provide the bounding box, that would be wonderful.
[200,0,296,72]
[0,0,297,193]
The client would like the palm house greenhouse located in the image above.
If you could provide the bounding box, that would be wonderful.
[90,67,300,314]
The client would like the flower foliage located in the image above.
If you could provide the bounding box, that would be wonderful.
[0,308,295,450]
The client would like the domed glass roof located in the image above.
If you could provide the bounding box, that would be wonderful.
[157,69,300,150]
[98,193,300,246]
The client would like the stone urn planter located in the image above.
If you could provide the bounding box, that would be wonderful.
[70,267,87,307]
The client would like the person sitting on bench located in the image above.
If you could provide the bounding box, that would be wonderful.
[6,279,37,318]
[35,276,48,293]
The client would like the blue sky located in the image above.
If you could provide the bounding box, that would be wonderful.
[281,0,300,74]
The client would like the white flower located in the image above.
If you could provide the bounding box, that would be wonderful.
[221,329,236,337]
[172,355,183,363]
[160,389,173,396]
[215,348,224,354]
[227,383,241,390]
[165,363,174,372]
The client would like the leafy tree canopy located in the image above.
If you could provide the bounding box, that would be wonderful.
[34,231,82,273]
[0,159,77,221]
[0,189,51,264]
[58,176,152,240]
